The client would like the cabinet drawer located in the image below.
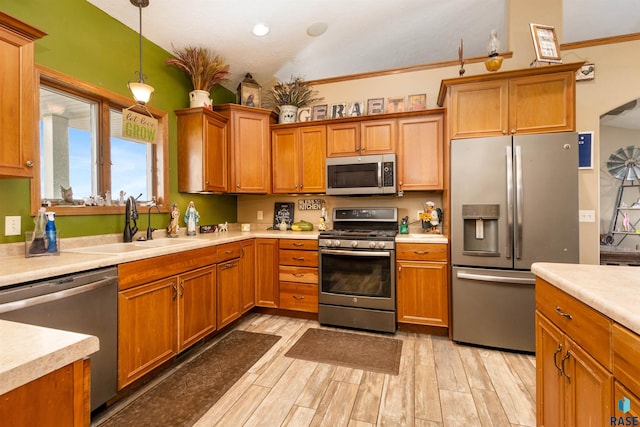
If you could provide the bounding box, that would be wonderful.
[217,241,242,262]
[536,279,612,369]
[279,265,318,284]
[396,243,447,261]
[279,249,318,267]
[613,323,640,399]
[279,282,318,313]
[279,239,318,250]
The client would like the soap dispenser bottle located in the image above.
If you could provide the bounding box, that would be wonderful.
[45,212,58,252]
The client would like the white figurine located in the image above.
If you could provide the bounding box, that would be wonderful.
[184,201,199,236]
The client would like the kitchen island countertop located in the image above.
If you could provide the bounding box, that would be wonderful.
[532,262,640,335]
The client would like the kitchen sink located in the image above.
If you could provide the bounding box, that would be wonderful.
[64,242,151,255]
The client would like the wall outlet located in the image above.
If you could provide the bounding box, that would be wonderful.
[5,216,21,236]
[257,210,263,220]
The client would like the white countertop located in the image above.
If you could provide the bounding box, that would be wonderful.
[0,319,99,395]
[532,262,640,335]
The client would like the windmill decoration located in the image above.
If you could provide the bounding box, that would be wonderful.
[603,145,640,245]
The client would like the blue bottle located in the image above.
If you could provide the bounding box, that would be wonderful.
[45,212,58,252]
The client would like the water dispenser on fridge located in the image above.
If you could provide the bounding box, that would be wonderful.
[462,204,500,256]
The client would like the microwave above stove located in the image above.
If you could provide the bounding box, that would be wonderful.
[325,154,396,196]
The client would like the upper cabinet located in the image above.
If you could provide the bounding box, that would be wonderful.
[397,113,444,191]
[438,62,583,139]
[0,12,46,178]
[326,119,396,157]
[216,104,275,194]
[272,125,326,193]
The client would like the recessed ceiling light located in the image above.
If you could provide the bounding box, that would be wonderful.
[307,22,328,37]
[252,23,270,37]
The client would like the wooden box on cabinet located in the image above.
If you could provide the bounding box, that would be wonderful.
[396,243,448,327]
[278,239,318,313]
[0,12,46,178]
[438,62,583,139]
[216,104,275,193]
[272,125,326,193]
[176,107,228,193]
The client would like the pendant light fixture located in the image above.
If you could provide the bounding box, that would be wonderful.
[128,0,154,105]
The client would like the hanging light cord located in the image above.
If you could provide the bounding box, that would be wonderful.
[137,3,144,83]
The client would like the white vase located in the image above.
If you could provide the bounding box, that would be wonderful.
[279,105,298,123]
[189,90,212,108]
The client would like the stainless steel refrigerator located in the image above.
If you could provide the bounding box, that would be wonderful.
[450,132,579,352]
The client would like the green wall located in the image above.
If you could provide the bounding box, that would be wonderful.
[0,0,237,243]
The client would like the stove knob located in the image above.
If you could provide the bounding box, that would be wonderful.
[351,241,358,248]
[369,241,377,249]
[333,240,341,247]
[377,241,386,249]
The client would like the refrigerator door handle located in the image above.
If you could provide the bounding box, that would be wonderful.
[506,146,513,259]
[456,271,535,285]
[514,145,524,259]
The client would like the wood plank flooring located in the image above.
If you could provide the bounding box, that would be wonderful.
[97,313,536,427]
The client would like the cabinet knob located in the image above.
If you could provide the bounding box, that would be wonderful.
[25,160,34,168]
[236,184,241,188]
[502,130,508,135]
[511,129,516,134]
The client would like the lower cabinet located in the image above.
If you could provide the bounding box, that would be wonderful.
[255,238,279,308]
[240,239,256,313]
[278,239,319,313]
[216,241,243,329]
[178,266,217,350]
[396,243,448,327]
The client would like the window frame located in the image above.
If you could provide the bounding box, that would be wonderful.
[31,65,170,216]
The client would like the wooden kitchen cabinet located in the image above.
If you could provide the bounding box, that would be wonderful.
[396,243,448,327]
[438,62,582,139]
[240,239,256,313]
[117,247,216,389]
[255,238,279,308]
[326,119,395,157]
[397,113,444,191]
[278,239,319,313]
[176,107,228,193]
[535,278,613,427]
[0,12,46,178]
[216,241,243,329]
[216,104,274,193]
[272,125,326,193]
[326,122,360,157]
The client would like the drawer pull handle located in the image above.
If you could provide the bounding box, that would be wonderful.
[555,306,573,320]
[293,295,305,300]
[561,352,571,383]
[293,257,305,261]
[225,250,232,254]
[293,273,305,277]
[553,344,563,374]
[293,243,304,246]
[414,250,429,254]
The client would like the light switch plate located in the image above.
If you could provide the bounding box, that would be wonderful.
[579,210,596,222]
[5,216,21,236]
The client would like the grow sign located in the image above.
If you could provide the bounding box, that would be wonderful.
[122,108,158,144]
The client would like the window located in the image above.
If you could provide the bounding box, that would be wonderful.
[32,65,169,215]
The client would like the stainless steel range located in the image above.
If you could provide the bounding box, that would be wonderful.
[318,207,398,333]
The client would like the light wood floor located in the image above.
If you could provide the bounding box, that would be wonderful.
[98,313,536,427]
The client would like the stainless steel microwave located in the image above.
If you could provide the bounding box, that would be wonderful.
[325,154,397,195]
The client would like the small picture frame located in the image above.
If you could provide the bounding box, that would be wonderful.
[297,108,311,122]
[407,94,427,111]
[367,98,385,115]
[312,104,328,121]
[348,101,364,117]
[330,103,348,119]
[576,63,595,81]
[529,23,562,63]
[386,96,405,113]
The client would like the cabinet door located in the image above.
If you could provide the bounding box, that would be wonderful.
[255,238,279,308]
[228,109,271,193]
[509,72,575,135]
[271,128,299,193]
[178,265,216,351]
[397,114,444,191]
[564,337,613,427]
[217,258,241,329]
[396,260,448,327]
[299,125,326,193]
[203,116,228,192]
[240,239,256,313]
[535,312,566,427]
[614,381,640,421]
[448,80,509,139]
[118,278,177,389]
[0,18,43,178]
[360,119,396,154]
[327,122,360,157]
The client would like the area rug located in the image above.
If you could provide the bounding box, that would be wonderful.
[98,330,280,427]
[284,328,402,375]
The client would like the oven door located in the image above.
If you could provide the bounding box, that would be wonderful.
[319,248,395,310]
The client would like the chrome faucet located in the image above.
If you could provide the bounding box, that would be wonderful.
[123,196,139,242]
[146,203,161,240]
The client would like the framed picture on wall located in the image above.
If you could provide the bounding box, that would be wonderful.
[311,104,328,120]
[367,98,385,115]
[386,96,405,113]
[529,23,562,63]
[348,101,364,117]
[408,94,427,111]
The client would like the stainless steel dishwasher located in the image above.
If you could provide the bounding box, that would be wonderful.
[0,267,118,411]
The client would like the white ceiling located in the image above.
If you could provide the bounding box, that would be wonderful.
[86,0,640,128]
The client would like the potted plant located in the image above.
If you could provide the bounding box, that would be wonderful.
[264,76,323,123]
[166,46,230,108]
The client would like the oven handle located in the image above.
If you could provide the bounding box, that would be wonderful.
[321,249,391,257]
